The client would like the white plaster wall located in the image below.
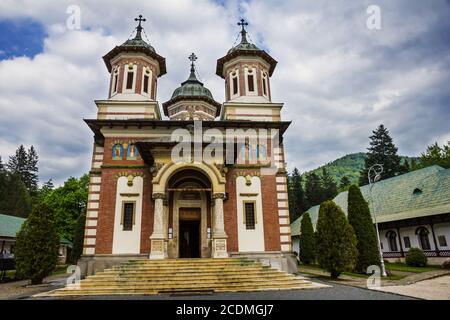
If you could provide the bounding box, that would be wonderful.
[112,176,143,254]
[236,176,265,252]
[434,222,450,250]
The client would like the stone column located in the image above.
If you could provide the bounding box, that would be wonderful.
[150,192,166,259]
[212,193,228,258]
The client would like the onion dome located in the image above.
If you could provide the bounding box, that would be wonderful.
[102,15,166,76]
[216,19,277,78]
[163,53,221,119]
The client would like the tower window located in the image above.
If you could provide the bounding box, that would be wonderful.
[262,77,267,95]
[244,202,256,230]
[232,77,238,95]
[143,75,149,93]
[112,68,119,94]
[126,71,134,90]
[122,202,135,231]
[248,74,254,92]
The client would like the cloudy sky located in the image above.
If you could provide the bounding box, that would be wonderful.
[0,0,449,185]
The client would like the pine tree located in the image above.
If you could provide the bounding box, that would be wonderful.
[321,167,337,201]
[339,176,351,191]
[0,156,4,171]
[299,212,315,265]
[7,145,39,195]
[0,172,32,217]
[305,173,323,207]
[288,168,307,222]
[316,201,358,279]
[70,213,86,264]
[416,141,450,169]
[14,203,59,284]
[359,125,402,185]
[347,185,380,273]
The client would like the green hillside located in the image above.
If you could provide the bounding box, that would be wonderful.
[301,153,415,186]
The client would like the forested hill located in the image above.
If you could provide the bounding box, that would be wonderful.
[301,152,415,186]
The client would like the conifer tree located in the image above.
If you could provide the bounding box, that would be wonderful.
[7,145,39,195]
[316,201,357,279]
[305,172,323,207]
[360,125,402,185]
[288,168,307,222]
[14,203,59,284]
[339,176,351,191]
[0,172,31,217]
[321,167,338,201]
[299,212,315,265]
[416,141,450,169]
[347,185,379,273]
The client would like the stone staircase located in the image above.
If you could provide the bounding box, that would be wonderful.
[41,258,320,297]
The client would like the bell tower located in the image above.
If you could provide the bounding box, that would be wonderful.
[216,19,282,121]
[96,15,167,120]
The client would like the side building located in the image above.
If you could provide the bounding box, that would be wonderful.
[291,165,450,265]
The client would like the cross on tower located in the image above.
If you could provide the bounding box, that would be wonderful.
[135,14,146,31]
[189,52,198,69]
[237,18,249,43]
[237,18,248,32]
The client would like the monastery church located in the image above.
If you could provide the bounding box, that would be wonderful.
[78,16,297,279]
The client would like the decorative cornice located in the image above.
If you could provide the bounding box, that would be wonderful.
[152,192,166,200]
[212,193,226,200]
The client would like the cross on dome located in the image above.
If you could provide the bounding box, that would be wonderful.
[237,18,249,43]
[134,14,146,39]
[189,52,198,69]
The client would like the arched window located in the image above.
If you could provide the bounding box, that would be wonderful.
[112,144,123,160]
[126,144,139,160]
[257,144,267,161]
[386,230,398,252]
[416,227,431,250]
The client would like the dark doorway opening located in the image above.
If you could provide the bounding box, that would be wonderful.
[179,220,200,258]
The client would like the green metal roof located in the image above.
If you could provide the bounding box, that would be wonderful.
[0,213,73,246]
[0,214,25,238]
[291,165,450,236]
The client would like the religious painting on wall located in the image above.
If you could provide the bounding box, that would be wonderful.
[112,144,123,160]
[127,144,139,160]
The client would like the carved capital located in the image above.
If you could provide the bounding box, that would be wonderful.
[212,193,226,200]
[149,162,164,176]
[152,192,166,200]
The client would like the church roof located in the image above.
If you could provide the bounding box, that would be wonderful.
[163,53,221,117]
[102,16,167,76]
[291,165,450,236]
[216,19,277,78]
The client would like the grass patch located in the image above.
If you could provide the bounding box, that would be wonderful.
[385,263,440,273]
[299,264,406,281]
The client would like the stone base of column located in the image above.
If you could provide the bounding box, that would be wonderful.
[212,238,228,258]
[149,238,166,260]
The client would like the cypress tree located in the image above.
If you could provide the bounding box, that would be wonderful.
[299,212,315,265]
[359,125,402,185]
[70,213,86,264]
[14,203,59,284]
[347,185,380,273]
[316,201,358,279]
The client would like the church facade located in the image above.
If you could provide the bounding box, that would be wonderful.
[79,17,295,276]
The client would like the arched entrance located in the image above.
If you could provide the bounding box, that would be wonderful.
[167,169,212,258]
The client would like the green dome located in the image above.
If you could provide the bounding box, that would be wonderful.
[227,41,260,54]
[170,68,214,100]
[121,37,155,52]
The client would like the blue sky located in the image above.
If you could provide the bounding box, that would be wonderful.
[0,0,449,185]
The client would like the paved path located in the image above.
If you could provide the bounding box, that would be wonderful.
[0,274,69,300]
[374,275,450,300]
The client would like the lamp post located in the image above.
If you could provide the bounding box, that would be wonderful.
[368,164,387,277]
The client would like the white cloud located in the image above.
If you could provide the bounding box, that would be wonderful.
[0,0,449,185]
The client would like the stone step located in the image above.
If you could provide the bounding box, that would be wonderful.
[40,258,317,297]
[86,271,285,281]
[51,282,314,296]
